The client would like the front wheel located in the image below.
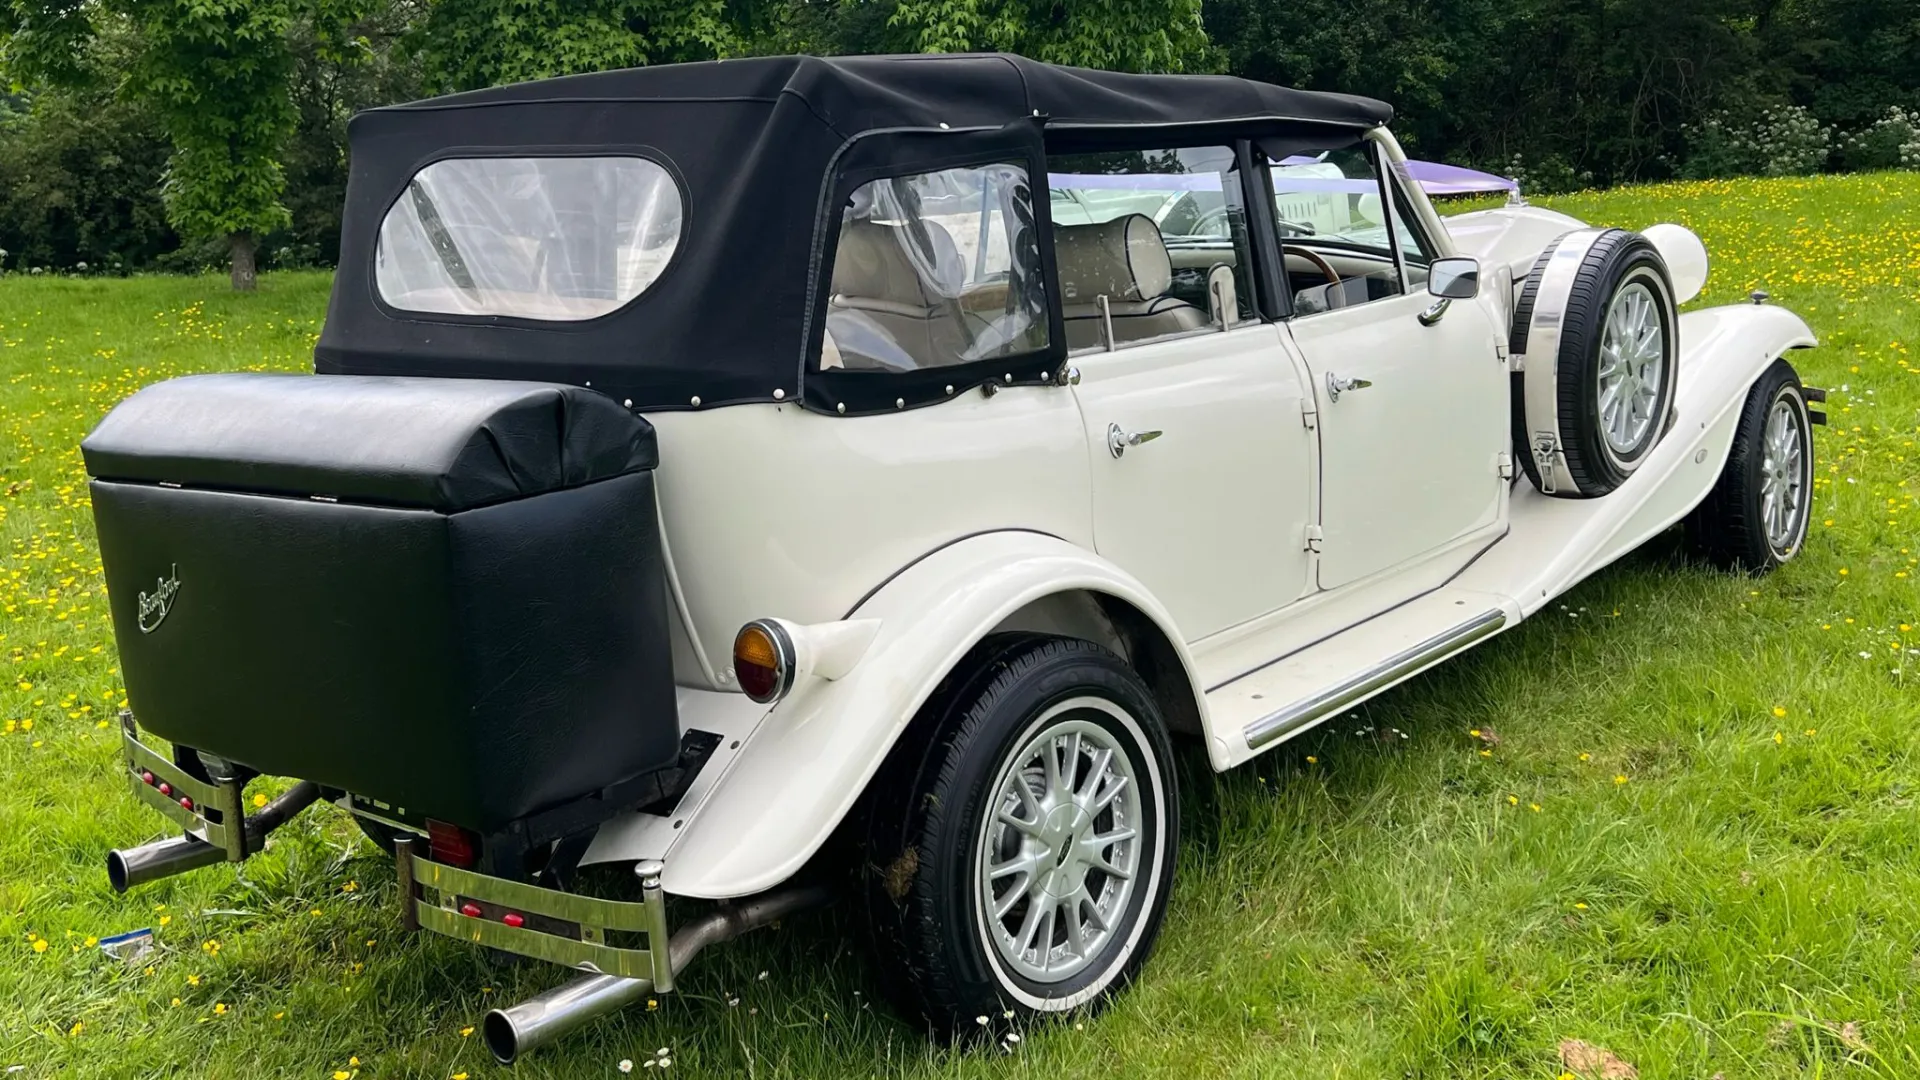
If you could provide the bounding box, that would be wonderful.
[1685,358,1815,573]
[861,636,1178,1031]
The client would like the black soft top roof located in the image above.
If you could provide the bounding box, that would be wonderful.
[380,53,1392,133]
[316,54,1392,414]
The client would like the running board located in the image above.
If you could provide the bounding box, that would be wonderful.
[1211,589,1514,757]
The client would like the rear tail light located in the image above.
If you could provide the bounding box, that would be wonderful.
[733,619,795,704]
[426,818,479,868]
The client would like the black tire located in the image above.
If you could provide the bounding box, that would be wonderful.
[1685,358,1814,573]
[1515,229,1678,497]
[860,636,1178,1033]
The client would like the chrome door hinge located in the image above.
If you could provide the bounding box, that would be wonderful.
[1303,524,1324,553]
[1496,451,1515,480]
[1299,396,1317,430]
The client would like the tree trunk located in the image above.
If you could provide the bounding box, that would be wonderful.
[229,231,257,291]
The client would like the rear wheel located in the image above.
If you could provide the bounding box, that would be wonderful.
[1685,359,1814,573]
[861,636,1178,1031]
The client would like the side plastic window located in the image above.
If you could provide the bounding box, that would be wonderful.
[820,163,1049,373]
[1047,145,1254,351]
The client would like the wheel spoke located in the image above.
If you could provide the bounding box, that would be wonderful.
[1078,747,1114,802]
[988,853,1033,881]
[1085,846,1134,881]
[1077,884,1112,932]
[1092,772,1130,812]
[993,880,1027,919]
[1014,894,1047,956]
[996,808,1044,838]
[1064,895,1089,958]
[1059,731,1082,802]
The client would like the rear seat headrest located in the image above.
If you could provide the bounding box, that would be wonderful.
[830,219,963,310]
[1054,214,1173,304]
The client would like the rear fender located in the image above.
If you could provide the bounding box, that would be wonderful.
[627,531,1203,899]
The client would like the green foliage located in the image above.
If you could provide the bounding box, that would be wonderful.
[0,89,175,271]
[406,0,745,93]
[880,0,1209,71]
[1681,104,1834,179]
[4,0,374,286]
[1835,106,1920,173]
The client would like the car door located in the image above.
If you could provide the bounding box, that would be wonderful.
[1273,142,1508,591]
[1053,144,1316,642]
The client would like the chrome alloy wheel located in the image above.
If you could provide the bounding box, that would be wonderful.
[1760,394,1810,555]
[976,703,1143,985]
[1596,280,1666,456]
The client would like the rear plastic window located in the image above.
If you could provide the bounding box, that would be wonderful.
[376,156,682,321]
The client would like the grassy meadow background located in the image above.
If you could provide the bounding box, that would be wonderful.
[1,173,1917,1078]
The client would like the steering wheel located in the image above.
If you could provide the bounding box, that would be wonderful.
[1283,244,1344,309]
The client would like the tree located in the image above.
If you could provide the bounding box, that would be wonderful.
[406,0,745,94]
[405,0,1212,96]
[783,0,1211,73]
[4,0,371,289]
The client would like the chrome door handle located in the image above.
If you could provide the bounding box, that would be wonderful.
[1107,423,1164,458]
[1326,373,1374,402]
[1418,298,1451,326]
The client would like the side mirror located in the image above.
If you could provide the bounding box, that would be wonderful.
[1427,256,1481,300]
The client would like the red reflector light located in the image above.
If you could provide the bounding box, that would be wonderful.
[179,797,194,811]
[141,771,156,786]
[157,782,173,797]
[460,903,483,918]
[426,819,479,868]
[501,913,525,928]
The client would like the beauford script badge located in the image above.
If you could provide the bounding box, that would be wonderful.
[137,564,180,633]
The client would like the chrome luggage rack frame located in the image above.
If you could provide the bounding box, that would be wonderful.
[396,838,675,985]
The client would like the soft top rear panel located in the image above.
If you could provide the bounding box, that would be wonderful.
[81,374,656,512]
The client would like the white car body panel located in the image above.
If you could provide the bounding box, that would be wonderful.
[1068,322,1317,638]
[647,387,1092,693]
[1282,283,1509,588]
[623,531,1201,897]
[581,131,1817,900]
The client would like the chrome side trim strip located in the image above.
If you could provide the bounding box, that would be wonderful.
[1242,608,1508,750]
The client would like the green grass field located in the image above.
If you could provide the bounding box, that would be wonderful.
[2,173,1916,1079]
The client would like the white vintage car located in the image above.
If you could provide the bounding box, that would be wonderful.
[81,54,1821,1063]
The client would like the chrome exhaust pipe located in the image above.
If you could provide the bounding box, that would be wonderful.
[484,882,832,1065]
[108,834,225,892]
[107,780,323,893]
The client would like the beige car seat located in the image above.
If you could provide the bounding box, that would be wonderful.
[823,219,971,372]
[1055,214,1209,349]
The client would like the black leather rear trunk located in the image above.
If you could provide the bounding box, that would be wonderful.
[83,374,680,833]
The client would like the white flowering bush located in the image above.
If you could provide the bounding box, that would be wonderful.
[1836,106,1920,172]
[1500,152,1592,195]
[1682,105,1832,179]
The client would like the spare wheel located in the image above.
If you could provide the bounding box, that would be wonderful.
[1511,228,1679,497]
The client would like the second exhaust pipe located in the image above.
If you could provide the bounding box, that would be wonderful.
[484,882,832,1064]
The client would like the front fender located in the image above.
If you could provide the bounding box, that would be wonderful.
[651,531,1202,898]
[1459,301,1816,611]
